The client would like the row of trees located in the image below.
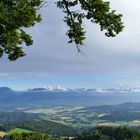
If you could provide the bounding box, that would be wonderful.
[2,127,140,140]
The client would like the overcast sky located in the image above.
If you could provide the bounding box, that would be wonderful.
[1,0,140,90]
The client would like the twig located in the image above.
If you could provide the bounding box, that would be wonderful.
[37,1,47,10]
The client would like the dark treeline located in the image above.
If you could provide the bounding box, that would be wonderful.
[70,127,140,140]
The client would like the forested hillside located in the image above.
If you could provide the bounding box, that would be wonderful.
[1,127,140,140]
[0,120,79,137]
[71,127,140,140]
[0,112,41,123]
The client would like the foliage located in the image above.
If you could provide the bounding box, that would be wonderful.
[0,0,42,60]
[8,128,31,135]
[2,127,140,140]
[57,0,124,50]
[2,120,80,136]
[0,0,124,60]
[3,132,64,140]
[72,127,140,140]
[1,127,140,140]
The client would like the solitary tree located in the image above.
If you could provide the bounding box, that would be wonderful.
[0,0,124,61]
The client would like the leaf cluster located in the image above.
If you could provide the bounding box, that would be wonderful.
[57,0,124,51]
[0,0,42,60]
[0,0,124,60]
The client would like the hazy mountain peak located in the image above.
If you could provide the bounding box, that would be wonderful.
[0,87,13,92]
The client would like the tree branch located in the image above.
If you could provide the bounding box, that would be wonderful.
[63,0,81,52]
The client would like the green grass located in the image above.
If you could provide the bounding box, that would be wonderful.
[8,128,32,135]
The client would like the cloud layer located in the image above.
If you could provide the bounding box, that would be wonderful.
[1,0,140,89]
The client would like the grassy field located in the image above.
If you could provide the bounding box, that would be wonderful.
[8,128,32,135]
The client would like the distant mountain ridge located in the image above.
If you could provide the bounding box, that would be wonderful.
[1,87,140,110]
[1,86,140,93]
[26,86,140,93]
[0,87,13,92]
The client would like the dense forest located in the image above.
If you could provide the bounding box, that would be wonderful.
[1,127,140,140]
[0,120,79,136]
[72,127,140,140]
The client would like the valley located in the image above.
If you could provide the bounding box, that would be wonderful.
[1,87,140,139]
[2,102,140,132]
[24,102,140,129]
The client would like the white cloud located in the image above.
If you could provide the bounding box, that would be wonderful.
[1,0,140,78]
[0,73,15,77]
[0,72,50,78]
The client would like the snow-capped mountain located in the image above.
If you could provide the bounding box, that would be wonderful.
[27,85,140,93]
[1,86,140,110]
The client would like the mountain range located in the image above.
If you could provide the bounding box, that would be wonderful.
[1,87,140,110]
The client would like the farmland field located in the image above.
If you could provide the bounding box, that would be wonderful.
[24,102,140,129]
[0,131,6,138]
